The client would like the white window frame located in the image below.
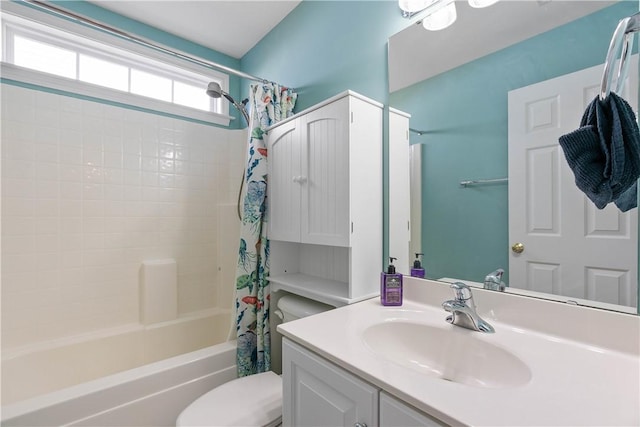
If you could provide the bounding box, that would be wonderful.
[0,2,234,126]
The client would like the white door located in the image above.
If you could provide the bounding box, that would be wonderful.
[301,97,350,247]
[268,118,301,243]
[508,60,638,308]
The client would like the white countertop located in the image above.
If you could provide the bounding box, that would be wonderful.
[278,277,640,427]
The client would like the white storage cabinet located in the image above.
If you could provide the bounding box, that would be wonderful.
[267,91,383,306]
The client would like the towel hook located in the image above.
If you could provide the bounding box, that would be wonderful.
[600,12,640,101]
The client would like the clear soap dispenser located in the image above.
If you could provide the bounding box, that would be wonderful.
[381,257,403,306]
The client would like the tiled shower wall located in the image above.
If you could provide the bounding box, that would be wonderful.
[1,84,245,350]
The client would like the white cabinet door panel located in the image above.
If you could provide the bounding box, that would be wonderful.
[282,338,378,427]
[389,108,411,274]
[268,119,301,242]
[302,97,350,246]
[380,391,447,427]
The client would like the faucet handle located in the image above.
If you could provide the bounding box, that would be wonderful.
[484,268,506,291]
[485,268,504,281]
[450,282,473,301]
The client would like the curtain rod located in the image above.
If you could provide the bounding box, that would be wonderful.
[21,0,284,87]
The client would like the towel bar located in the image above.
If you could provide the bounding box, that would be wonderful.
[409,128,429,135]
[600,11,640,101]
[460,178,508,187]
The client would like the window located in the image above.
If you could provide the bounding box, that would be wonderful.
[14,35,76,78]
[1,4,231,126]
[79,54,129,91]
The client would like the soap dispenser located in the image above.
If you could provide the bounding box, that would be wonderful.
[381,257,403,306]
[410,253,425,278]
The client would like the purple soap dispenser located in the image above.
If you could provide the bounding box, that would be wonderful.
[410,253,425,278]
[381,257,403,306]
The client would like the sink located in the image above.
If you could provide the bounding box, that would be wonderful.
[362,321,531,388]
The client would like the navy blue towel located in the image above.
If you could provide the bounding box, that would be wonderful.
[559,92,640,212]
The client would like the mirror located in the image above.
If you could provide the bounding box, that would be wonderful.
[388,0,639,314]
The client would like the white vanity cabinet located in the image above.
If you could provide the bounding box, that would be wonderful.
[282,338,447,427]
[267,91,383,306]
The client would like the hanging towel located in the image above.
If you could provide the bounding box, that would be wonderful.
[558,92,640,212]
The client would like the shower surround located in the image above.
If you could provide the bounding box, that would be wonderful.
[1,83,244,404]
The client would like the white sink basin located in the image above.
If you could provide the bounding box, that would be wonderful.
[362,321,531,388]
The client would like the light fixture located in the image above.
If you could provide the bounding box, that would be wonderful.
[398,0,434,13]
[400,0,500,31]
[468,0,500,8]
[422,1,457,31]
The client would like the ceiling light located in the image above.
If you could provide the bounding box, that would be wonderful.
[422,1,457,31]
[468,0,500,8]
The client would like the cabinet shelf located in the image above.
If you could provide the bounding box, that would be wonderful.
[269,273,378,307]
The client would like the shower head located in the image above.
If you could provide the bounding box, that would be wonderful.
[206,81,235,104]
[206,81,250,126]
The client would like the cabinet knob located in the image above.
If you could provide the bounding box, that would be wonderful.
[354,423,367,427]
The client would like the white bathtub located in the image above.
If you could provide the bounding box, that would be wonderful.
[1,310,237,426]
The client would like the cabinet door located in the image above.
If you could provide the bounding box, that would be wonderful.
[268,118,301,242]
[301,98,351,246]
[283,338,378,427]
[380,392,447,427]
[388,109,411,275]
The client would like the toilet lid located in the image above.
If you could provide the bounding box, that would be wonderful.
[176,371,282,427]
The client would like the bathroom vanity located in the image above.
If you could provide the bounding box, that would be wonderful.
[278,277,640,426]
[283,338,444,427]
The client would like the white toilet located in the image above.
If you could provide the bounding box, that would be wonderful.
[176,294,333,427]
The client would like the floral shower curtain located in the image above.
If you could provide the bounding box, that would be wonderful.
[234,82,297,377]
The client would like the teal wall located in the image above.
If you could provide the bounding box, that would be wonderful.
[389,2,638,284]
[241,1,406,111]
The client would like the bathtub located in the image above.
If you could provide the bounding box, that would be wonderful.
[1,310,237,426]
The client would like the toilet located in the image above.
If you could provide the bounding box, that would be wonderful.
[176,294,333,427]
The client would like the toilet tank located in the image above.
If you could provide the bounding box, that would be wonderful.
[276,294,333,323]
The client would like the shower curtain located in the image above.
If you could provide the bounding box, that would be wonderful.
[235,82,297,377]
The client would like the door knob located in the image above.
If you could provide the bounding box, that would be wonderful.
[511,242,524,254]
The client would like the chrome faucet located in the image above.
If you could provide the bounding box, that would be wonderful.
[442,282,495,333]
[483,268,506,292]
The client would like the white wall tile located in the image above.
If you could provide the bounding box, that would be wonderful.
[34,142,58,162]
[3,197,34,217]
[1,84,243,352]
[3,160,35,179]
[35,162,59,181]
